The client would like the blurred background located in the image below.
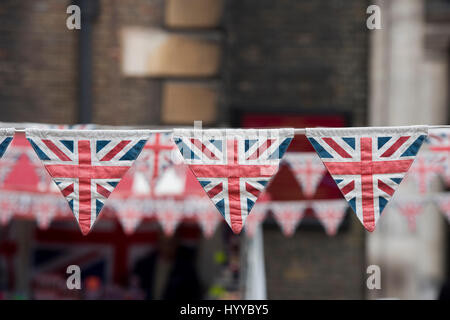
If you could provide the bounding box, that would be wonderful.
[0,0,449,300]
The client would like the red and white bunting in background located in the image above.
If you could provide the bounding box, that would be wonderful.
[435,194,450,223]
[26,129,150,235]
[406,153,444,194]
[307,126,428,232]
[311,199,348,236]
[283,152,326,198]
[270,201,309,237]
[392,198,426,232]
[195,209,223,238]
[109,199,145,235]
[133,132,176,196]
[35,197,58,230]
[427,128,450,185]
[0,193,17,225]
[155,201,185,236]
[244,203,268,238]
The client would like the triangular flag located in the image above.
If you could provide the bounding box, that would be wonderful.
[427,128,450,185]
[34,196,58,230]
[311,199,348,236]
[25,128,149,235]
[155,200,184,236]
[173,128,293,234]
[406,152,444,194]
[270,201,308,237]
[283,152,326,197]
[392,197,426,232]
[306,126,428,232]
[115,201,144,235]
[0,128,14,158]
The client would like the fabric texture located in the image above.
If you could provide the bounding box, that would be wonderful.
[311,199,348,236]
[0,128,14,158]
[283,152,326,197]
[270,201,308,237]
[173,128,294,234]
[25,128,150,235]
[306,125,428,231]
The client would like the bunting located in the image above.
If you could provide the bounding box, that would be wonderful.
[173,128,293,234]
[283,152,326,197]
[406,153,444,194]
[427,128,450,185]
[270,201,309,237]
[311,199,348,236]
[110,199,146,235]
[392,198,426,232]
[155,200,184,236]
[0,128,14,159]
[25,129,149,235]
[306,126,428,232]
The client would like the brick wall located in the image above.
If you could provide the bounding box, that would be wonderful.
[224,0,368,125]
[0,0,164,125]
[0,0,77,124]
[91,0,164,125]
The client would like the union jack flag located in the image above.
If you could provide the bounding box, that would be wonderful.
[173,129,293,234]
[0,129,14,159]
[406,153,444,194]
[134,132,175,179]
[306,126,428,231]
[391,197,426,232]
[26,129,149,235]
[427,128,450,185]
[270,201,308,237]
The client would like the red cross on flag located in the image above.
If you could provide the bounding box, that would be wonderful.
[25,129,150,235]
[406,153,444,194]
[306,126,428,232]
[427,128,450,186]
[392,197,426,232]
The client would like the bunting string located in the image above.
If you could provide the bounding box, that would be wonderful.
[0,124,449,236]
